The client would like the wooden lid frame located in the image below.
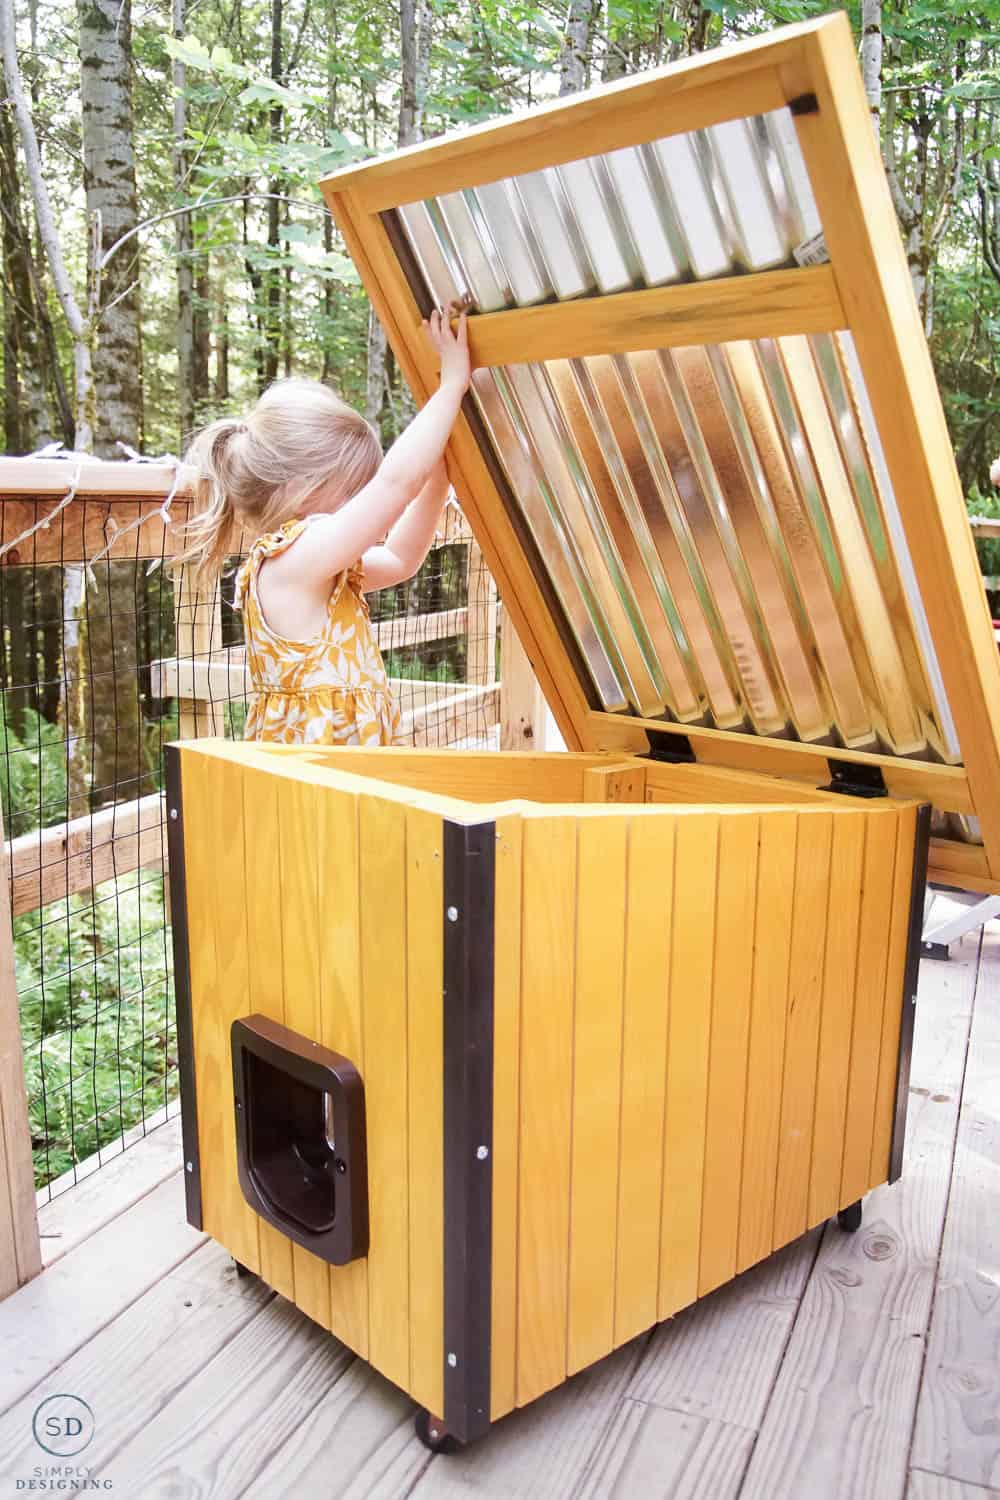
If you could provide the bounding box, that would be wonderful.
[320,13,1000,894]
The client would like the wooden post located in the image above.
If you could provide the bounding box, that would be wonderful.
[500,605,546,751]
[0,795,42,1299]
[174,563,225,739]
[465,540,499,687]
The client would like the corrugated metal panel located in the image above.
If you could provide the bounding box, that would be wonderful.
[398,107,961,769]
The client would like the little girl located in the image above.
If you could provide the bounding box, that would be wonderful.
[179,306,470,746]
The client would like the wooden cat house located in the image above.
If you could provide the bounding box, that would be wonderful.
[166,13,1000,1454]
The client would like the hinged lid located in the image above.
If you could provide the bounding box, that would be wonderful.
[320,13,1000,894]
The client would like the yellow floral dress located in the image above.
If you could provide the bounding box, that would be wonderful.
[234,516,401,746]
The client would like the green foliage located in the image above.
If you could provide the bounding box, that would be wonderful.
[0,708,67,840]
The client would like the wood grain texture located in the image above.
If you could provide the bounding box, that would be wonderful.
[318,784,368,1356]
[467,267,843,368]
[910,931,1000,1491]
[517,816,577,1407]
[789,16,1000,880]
[740,931,979,1500]
[405,806,445,1415]
[614,816,673,1345]
[870,807,920,1187]
[243,764,295,1302]
[106,1295,354,1499]
[359,793,410,1392]
[699,814,759,1295]
[568,815,627,1374]
[491,813,523,1420]
[0,1242,270,1474]
[0,779,40,1297]
[577,1401,754,1500]
[184,753,259,1272]
[0,1172,203,1413]
[840,810,904,1205]
[772,812,834,1249]
[277,774,330,1328]
[659,814,719,1319]
[738,812,796,1272]
[808,813,865,1225]
[908,1472,1000,1500]
[629,1227,821,1426]
[410,1337,646,1498]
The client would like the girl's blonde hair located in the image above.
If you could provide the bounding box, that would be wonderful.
[178,377,383,584]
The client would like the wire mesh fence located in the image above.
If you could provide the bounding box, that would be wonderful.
[0,473,503,1202]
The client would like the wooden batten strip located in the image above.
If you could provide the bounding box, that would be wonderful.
[466,268,844,370]
[6,793,165,918]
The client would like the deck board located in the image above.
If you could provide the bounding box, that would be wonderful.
[0,895,996,1499]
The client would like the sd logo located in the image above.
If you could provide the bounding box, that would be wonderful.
[32,1395,95,1456]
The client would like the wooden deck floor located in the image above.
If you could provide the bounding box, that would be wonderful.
[1,895,997,1499]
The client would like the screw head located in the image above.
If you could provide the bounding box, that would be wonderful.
[185,1160,194,1173]
[476,1145,489,1160]
[169,808,178,821]
[335,1159,347,1174]
[447,1352,458,1368]
[446,906,459,923]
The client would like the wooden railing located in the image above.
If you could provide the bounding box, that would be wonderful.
[0,454,544,1298]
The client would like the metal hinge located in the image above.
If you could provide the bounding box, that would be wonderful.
[641,731,697,764]
[819,759,889,798]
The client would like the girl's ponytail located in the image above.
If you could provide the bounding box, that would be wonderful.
[176,418,251,585]
[177,379,384,585]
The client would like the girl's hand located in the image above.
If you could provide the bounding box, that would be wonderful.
[423,303,471,394]
[991,456,1000,488]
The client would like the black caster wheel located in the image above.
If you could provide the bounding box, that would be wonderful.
[233,1258,254,1279]
[414,1409,459,1454]
[837,1199,863,1233]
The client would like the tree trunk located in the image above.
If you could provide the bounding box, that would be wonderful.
[78,0,143,810]
[559,0,595,95]
[193,263,211,413]
[215,268,230,400]
[860,0,882,143]
[321,0,338,384]
[79,0,143,453]
[264,0,283,387]
[367,0,428,429]
[172,0,195,447]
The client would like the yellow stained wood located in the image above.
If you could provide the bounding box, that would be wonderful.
[699,814,759,1296]
[0,781,40,1295]
[645,760,838,806]
[808,812,866,1224]
[317,785,368,1357]
[788,16,1000,878]
[305,747,607,804]
[588,713,973,816]
[320,23,820,209]
[583,763,647,803]
[359,793,410,1391]
[567,816,627,1375]
[185,754,260,1272]
[614,815,673,1343]
[405,807,445,1415]
[737,812,796,1273]
[659,814,719,1319]
[772,813,834,1249]
[466,268,843,369]
[277,775,331,1329]
[839,812,902,1206]
[491,813,523,1421]
[869,806,919,1186]
[242,765,294,1300]
[517,816,576,1407]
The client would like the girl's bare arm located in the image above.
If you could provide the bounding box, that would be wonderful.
[287,309,469,585]
[361,459,451,590]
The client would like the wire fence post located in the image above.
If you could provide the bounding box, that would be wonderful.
[174,562,224,739]
[465,540,499,688]
[499,606,545,751]
[0,790,42,1298]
